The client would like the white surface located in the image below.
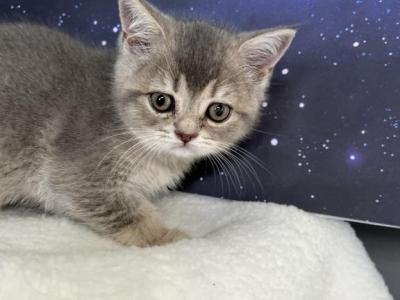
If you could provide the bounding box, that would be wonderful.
[0,192,392,300]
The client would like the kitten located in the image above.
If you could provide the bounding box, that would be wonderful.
[0,0,295,247]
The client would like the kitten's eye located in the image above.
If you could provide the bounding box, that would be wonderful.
[150,93,174,113]
[207,103,231,123]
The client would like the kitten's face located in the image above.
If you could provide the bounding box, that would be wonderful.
[113,0,295,160]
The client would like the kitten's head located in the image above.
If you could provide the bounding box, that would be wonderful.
[113,0,295,160]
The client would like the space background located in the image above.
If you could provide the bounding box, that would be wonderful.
[0,0,399,227]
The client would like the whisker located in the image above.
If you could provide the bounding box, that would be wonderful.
[208,154,225,194]
[214,153,234,195]
[217,152,242,194]
[231,145,273,176]
[252,128,285,137]
[105,138,159,189]
[205,155,218,191]
[213,143,267,197]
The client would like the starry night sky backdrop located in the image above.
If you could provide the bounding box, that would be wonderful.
[0,0,399,226]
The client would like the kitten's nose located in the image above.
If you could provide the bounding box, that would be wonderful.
[175,130,198,144]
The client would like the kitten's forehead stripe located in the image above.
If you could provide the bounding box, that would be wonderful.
[173,74,180,93]
[210,80,219,99]
[173,22,228,93]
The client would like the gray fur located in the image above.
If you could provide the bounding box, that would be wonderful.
[0,0,295,246]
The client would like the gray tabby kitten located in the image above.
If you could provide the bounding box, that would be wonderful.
[0,0,295,247]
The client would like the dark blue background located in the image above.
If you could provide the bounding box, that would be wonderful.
[1,0,399,226]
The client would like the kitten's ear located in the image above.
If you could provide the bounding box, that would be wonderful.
[118,0,166,56]
[238,27,296,80]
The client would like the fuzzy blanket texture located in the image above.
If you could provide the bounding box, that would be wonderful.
[0,192,392,300]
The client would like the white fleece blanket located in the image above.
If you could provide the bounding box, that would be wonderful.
[0,192,392,300]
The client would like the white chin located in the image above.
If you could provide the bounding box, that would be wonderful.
[169,145,203,159]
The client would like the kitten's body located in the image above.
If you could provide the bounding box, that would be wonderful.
[0,0,295,246]
[0,24,116,210]
[0,24,189,243]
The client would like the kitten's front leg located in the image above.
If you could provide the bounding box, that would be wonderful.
[69,191,188,247]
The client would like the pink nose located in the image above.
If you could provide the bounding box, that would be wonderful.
[175,131,198,144]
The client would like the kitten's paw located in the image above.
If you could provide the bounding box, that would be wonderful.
[111,218,189,247]
[151,228,190,246]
